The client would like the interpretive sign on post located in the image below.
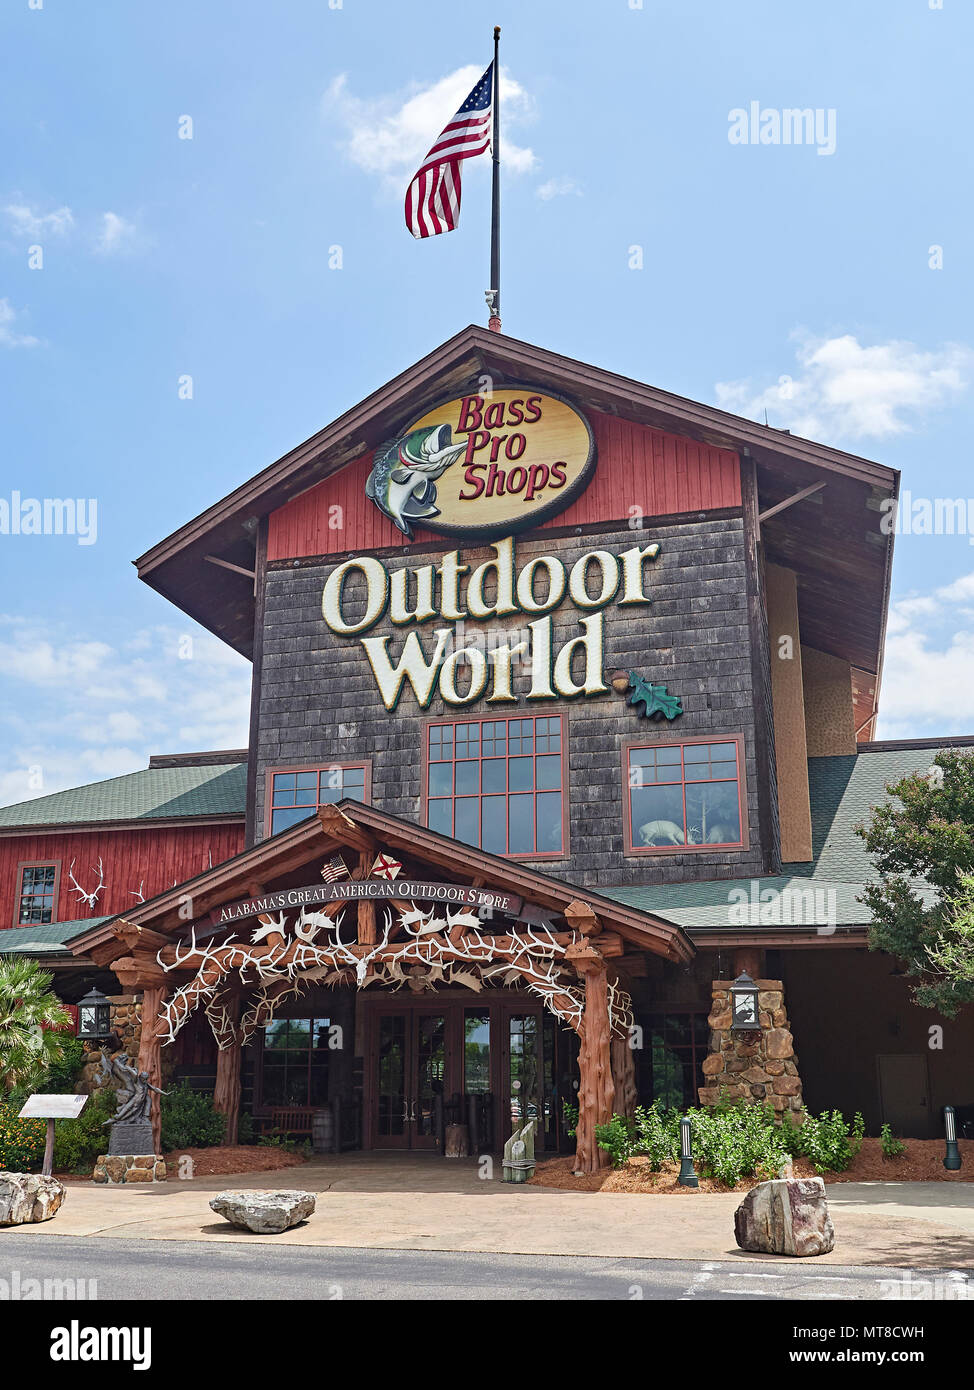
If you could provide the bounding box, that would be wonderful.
[19,1094,88,1177]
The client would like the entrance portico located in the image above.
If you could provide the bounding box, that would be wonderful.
[69,800,693,1173]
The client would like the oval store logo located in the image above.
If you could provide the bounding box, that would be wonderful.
[364,386,596,540]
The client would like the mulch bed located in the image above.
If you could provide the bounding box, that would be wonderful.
[59,1145,308,1182]
[161,1145,308,1177]
[529,1137,974,1195]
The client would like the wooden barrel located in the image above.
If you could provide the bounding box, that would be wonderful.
[312,1107,334,1153]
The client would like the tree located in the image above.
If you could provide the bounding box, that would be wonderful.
[0,957,72,1095]
[856,749,974,1017]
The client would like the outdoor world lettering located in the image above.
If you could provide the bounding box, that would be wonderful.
[321,533,661,710]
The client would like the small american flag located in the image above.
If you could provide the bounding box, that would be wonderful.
[320,855,350,883]
[405,63,494,239]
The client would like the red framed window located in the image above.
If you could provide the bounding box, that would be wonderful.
[15,862,60,926]
[266,762,370,836]
[624,737,746,853]
[425,714,567,858]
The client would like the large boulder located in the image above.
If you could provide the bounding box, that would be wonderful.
[734,1177,834,1256]
[0,1172,66,1225]
[209,1189,316,1234]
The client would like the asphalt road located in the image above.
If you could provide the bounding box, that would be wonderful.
[0,1235,949,1301]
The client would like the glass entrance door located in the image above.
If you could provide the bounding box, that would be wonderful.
[372,1009,446,1150]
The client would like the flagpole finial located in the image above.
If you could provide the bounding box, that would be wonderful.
[494,25,500,39]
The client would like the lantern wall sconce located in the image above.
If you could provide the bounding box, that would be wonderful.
[730,972,761,1031]
[76,988,112,1041]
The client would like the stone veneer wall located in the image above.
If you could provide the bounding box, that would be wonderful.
[698,979,805,1115]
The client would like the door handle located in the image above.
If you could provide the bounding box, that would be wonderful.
[401,1099,410,1122]
[409,1099,417,1122]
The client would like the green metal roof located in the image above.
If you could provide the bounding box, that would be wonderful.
[0,761,247,829]
[0,919,109,955]
[604,746,941,931]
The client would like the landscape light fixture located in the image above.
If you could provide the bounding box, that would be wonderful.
[678,1115,699,1188]
[944,1105,962,1171]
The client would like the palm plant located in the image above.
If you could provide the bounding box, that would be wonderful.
[0,957,72,1095]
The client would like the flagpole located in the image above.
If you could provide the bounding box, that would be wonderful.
[488,24,502,332]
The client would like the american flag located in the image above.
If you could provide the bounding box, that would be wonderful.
[405,63,494,239]
[320,855,350,883]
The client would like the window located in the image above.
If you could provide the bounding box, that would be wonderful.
[260,1017,331,1107]
[624,737,745,853]
[15,863,59,926]
[267,762,370,836]
[425,715,566,857]
[637,1012,710,1110]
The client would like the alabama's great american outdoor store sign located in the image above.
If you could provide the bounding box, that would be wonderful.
[210,879,523,925]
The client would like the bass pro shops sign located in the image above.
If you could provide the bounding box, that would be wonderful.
[365,387,595,539]
[321,535,661,711]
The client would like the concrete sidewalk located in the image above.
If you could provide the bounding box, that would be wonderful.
[8,1154,974,1270]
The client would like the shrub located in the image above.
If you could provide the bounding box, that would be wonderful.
[778,1107,865,1173]
[160,1082,226,1151]
[595,1114,636,1168]
[688,1099,789,1186]
[237,1112,255,1145]
[632,1100,680,1169]
[0,958,73,1094]
[881,1123,906,1160]
[52,1089,116,1174]
[42,1036,86,1094]
[0,1099,45,1170]
[562,1100,578,1139]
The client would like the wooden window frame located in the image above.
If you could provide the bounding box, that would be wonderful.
[13,859,61,928]
[254,1015,333,1113]
[264,760,372,839]
[622,733,748,856]
[421,712,570,862]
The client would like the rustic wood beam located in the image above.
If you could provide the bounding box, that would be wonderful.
[564,900,601,936]
[357,851,377,944]
[212,995,242,1146]
[137,986,165,1156]
[571,949,614,1174]
[111,920,171,953]
[317,804,376,854]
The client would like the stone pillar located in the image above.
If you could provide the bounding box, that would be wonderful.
[137,987,165,1155]
[698,979,804,1117]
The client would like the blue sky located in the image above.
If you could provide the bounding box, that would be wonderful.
[1,0,972,804]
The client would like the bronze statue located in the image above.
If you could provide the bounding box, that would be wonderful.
[100,1052,168,1128]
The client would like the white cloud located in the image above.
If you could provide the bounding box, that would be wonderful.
[94,211,136,255]
[3,202,74,237]
[715,333,973,444]
[878,572,974,737]
[0,618,251,806]
[536,177,581,201]
[0,298,40,349]
[324,66,536,193]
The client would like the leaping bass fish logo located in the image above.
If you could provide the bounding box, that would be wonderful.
[365,423,466,539]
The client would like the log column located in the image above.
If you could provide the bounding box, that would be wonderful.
[570,946,615,1174]
[137,986,165,1156]
[213,994,243,1147]
[610,1034,637,1122]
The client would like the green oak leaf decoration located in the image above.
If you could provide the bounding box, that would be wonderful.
[627,672,683,721]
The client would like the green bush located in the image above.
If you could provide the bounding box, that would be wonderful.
[632,1101,680,1169]
[688,1098,789,1186]
[881,1123,906,1160]
[779,1108,865,1173]
[42,1036,86,1094]
[160,1082,226,1151]
[594,1114,636,1168]
[0,1099,45,1170]
[52,1089,116,1174]
[237,1112,255,1145]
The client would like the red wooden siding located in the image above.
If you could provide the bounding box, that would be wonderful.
[267,410,741,561]
[1,822,245,929]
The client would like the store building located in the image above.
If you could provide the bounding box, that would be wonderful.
[4,326,972,1164]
